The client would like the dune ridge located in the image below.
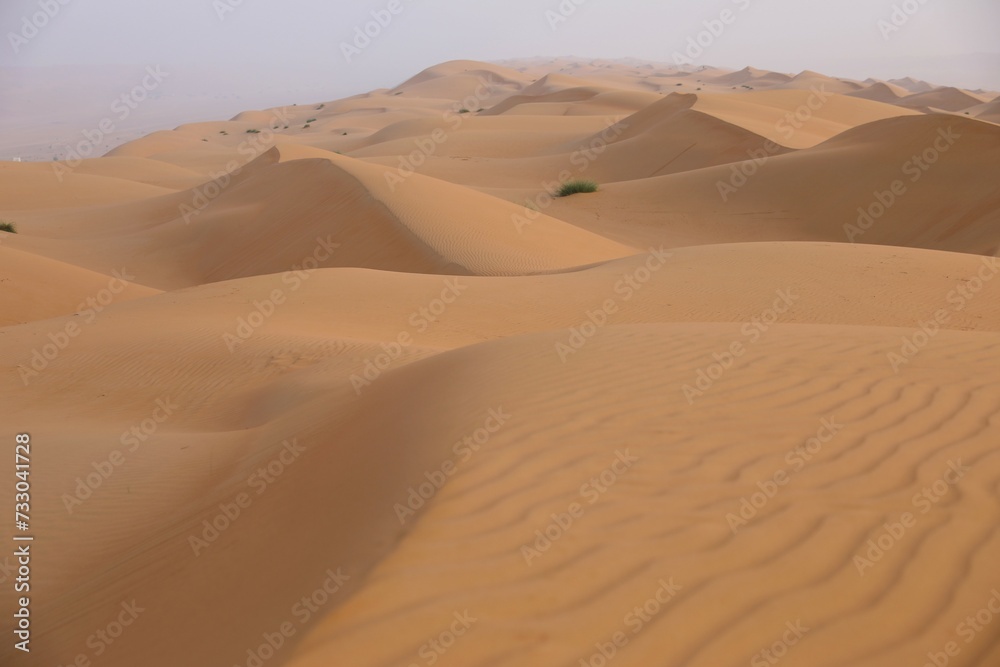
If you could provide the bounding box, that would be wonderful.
[1,57,998,667]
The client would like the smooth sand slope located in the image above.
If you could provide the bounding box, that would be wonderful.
[972,97,1000,124]
[1,58,998,667]
[548,114,1000,255]
[0,246,160,326]
[897,87,992,113]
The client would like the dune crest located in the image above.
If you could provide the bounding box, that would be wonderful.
[3,57,999,667]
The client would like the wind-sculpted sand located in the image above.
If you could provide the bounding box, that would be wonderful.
[1,59,998,667]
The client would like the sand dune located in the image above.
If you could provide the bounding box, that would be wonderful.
[551,114,1000,255]
[688,89,920,148]
[283,322,1000,667]
[710,66,793,87]
[846,81,910,103]
[344,88,922,190]
[2,147,634,288]
[0,246,160,325]
[0,161,175,210]
[575,93,797,175]
[897,87,990,113]
[350,115,626,158]
[889,76,936,94]
[971,97,1000,124]
[774,70,864,95]
[7,259,998,665]
[2,58,999,667]
[54,156,208,190]
[393,60,531,91]
[482,87,661,117]
[521,72,620,96]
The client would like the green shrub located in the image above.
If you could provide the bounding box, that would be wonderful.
[0,221,17,233]
[306,118,317,123]
[557,180,599,197]
[246,129,261,134]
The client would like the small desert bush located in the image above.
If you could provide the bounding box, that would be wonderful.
[246,129,261,134]
[557,180,599,197]
[0,221,17,233]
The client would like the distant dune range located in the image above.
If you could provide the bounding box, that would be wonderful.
[1,59,999,667]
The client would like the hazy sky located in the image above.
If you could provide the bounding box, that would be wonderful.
[2,0,999,93]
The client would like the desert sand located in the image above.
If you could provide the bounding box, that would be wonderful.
[2,58,999,667]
